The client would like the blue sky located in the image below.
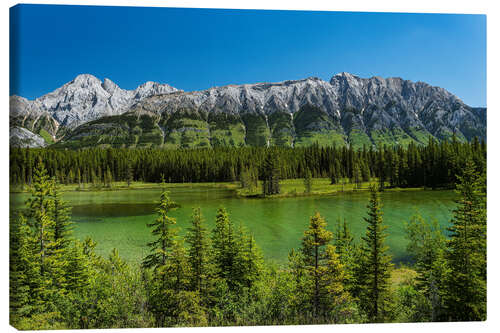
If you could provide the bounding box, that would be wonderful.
[10,5,486,106]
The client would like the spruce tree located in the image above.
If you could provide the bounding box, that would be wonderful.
[10,213,42,319]
[22,160,67,313]
[211,207,237,286]
[233,224,263,291]
[65,240,91,294]
[304,168,313,193]
[185,207,211,295]
[142,190,178,270]
[329,166,337,185]
[127,162,133,187]
[323,244,353,323]
[352,163,362,189]
[300,212,333,320]
[443,158,486,321]
[26,161,58,278]
[333,219,357,294]
[357,186,393,322]
[262,151,280,195]
[164,240,190,293]
[50,180,73,251]
[405,212,446,321]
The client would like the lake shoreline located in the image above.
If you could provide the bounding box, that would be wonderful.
[10,179,453,199]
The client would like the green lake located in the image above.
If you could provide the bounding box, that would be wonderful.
[10,187,457,265]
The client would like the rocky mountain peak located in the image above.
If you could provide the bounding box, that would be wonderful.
[70,73,103,88]
[102,78,121,93]
[12,74,180,128]
[10,72,486,149]
[133,81,179,99]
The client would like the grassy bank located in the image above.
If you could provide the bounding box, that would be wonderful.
[10,178,429,197]
[235,177,428,198]
[10,180,239,193]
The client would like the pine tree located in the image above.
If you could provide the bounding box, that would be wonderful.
[300,212,333,320]
[26,159,53,230]
[262,151,280,195]
[185,207,211,296]
[10,213,43,319]
[26,161,58,277]
[442,158,486,321]
[378,150,386,191]
[356,186,393,322]
[22,160,67,313]
[232,224,263,291]
[333,219,357,294]
[329,166,337,185]
[390,152,400,187]
[164,240,190,293]
[65,240,91,294]
[211,207,237,287]
[405,212,446,321]
[127,162,133,187]
[147,240,191,327]
[50,180,73,251]
[322,244,353,323]
[304,168,313,193]
[142,191,178,270]
[351,163,362,189]
[76,168,82,189]
[361,160,371,182]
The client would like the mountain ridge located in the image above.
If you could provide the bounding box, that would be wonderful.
[10,73,486,149]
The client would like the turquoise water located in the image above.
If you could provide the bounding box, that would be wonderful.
[10,187,456,265]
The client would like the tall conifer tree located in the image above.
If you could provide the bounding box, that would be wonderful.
[356,186,393,322]
[443,158,486,321]
[185,207,211,296]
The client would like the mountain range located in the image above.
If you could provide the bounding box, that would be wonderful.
[9,73,486,149]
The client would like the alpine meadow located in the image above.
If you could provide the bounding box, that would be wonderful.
[9,4,487,330]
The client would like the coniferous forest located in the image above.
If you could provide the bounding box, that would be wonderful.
[9,137,486,329]
[10,137,486,189]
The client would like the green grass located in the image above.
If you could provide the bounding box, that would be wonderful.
[370,128,418,148]
[235,177,413,198]
[10,180,239,194]
[210,123,246,147]
[435,127,466,142]
[407,127,435,145]
[348,128,372,149]
[38,129,54,144]
[242,114,271,146]
[294,130,346,147]
[163,118,211,149]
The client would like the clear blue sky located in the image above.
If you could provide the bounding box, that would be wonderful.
[10,4,486,107]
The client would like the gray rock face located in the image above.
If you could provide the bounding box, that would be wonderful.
[129,72,485,142]
[131,77,340,117]
[10,72,486,148]
[10,126,47,148]
[15,74,179,129]
[10,95,60,139]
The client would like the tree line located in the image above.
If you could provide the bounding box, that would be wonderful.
[10,156,486,329]
[10,136,485,190]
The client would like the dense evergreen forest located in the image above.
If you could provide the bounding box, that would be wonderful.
[10,147,486,329]
[10,136,486,190]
